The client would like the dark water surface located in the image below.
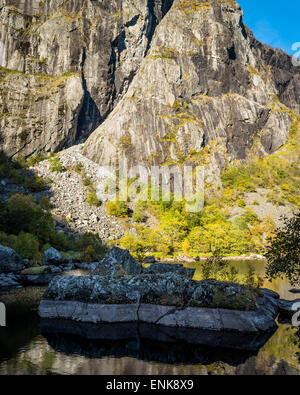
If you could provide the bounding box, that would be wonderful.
[0,262,299,375]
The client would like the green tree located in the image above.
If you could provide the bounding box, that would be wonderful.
[158,212,188,253]
[132,200,147,223]
[199,251,240,282]
[75,233,105,261]
[265,211,300,285]
[120,226,159,261]
[3,194,55,243]
[13,232,41,261]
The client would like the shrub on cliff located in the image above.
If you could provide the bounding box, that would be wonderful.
[49,156,63,173]
[85,191,101,207]
[107,201,128,218]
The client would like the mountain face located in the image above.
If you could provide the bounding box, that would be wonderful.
[0,0,299,174]
[0,0,173,157]
[83,0,300,177]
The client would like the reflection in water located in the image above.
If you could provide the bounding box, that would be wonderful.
[39,320,276,366]
[40,320,275,352]
[0,262,299,375]
[0,328,298,375]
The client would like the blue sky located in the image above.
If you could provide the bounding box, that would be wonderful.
[238,0,300,55]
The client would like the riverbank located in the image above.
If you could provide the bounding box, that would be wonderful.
[159,254,265,264]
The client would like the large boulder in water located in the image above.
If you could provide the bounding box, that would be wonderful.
[144,263,195,279]
[42,273,263,310]
[92,247,143,277]
[0,245,24,273]
[39,274,279,334]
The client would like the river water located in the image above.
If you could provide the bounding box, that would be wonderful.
[0,261,299,375]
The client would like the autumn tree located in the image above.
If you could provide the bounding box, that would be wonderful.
[265,212,300,285]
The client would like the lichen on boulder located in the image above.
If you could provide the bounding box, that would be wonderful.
[43,273,261,311]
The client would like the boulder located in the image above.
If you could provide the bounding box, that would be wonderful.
[48,265,63,274]
[17,265,62,286]
[20,265,62,275]
[0,273,22,290]
[20,266,51,275]
[39,274,279,334]
[0,245,25,273]
[92,247,143,277]
[144,263,195,279]
[23,259,30,268]
[41,274,263,309]
[43,247,63,265]
[76,262,98,271]
[18,274,58,286]
[261,288,280,300]
[278,299,300,318]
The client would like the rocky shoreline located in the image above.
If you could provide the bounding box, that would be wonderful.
[0,244,94,290]
[161,254,265,264]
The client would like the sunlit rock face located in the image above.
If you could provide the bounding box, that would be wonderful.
[0,0,173,157]
[0,0,299,171]
[83,0,300,179]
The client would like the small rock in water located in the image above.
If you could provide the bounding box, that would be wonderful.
[261,288,280,300]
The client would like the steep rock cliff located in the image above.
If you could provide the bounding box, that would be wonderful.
[0,0,173,157]
[83,0,300,178]
[0,0,299,172]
